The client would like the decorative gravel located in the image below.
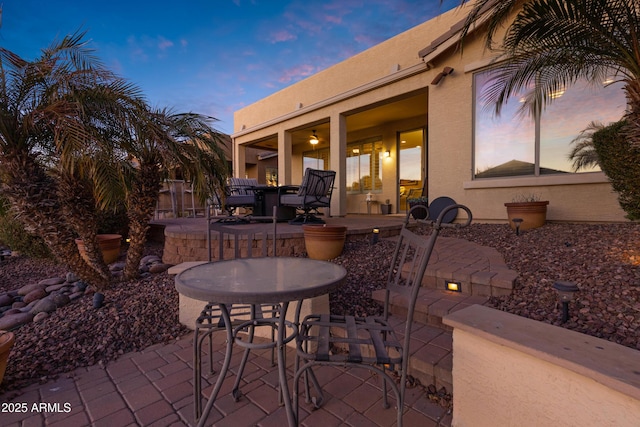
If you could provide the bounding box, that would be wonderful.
[1,223,638,396]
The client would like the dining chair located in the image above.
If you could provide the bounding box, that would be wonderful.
[194,206,279,420]
[293,203,472,426]
[279,168,336,224]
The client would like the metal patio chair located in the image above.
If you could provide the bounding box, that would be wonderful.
[293,203,472,426]
[194,207,281,420]
[280,168,335,224]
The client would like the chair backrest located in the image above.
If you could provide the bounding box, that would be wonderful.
[383,204,472,359]
[207,206,277,261]
[227,177,258,196]
[297,169,335,199]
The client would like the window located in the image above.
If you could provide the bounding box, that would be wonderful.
[302,148,329,171]
[473,69,626,179]
[346,138,383,193]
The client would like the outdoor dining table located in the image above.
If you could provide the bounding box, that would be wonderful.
[174,257,348,427]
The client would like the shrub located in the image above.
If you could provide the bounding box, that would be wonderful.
[592,120,640,220]
[0,196,52,258]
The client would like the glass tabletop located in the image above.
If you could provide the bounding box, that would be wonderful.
[175,257,347,304]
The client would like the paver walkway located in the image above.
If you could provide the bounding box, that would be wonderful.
[1,331,452,427]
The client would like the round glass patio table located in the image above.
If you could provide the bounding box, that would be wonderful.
[175,257,348,427]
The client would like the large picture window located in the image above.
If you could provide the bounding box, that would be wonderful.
[346,138,383,193]
[302,148,329,171]
[473,69,626,179]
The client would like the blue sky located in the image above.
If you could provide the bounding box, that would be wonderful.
[2,0,458,134]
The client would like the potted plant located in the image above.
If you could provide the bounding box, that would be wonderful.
[504,193,549,231]
[302,224,347,260]
[75,234,123,265]
[0,330,15,385]
[380,199,392,215]
[407,196,429,219]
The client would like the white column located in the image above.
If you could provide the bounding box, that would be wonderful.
[329,114,347,217]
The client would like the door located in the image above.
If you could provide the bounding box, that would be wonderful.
[398,129,426,212]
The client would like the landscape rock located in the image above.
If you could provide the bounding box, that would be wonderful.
[23,288,47,304]
[0,312,34,330]
[37,277,65,286]
[17,283,46,296]
[33,312,49,322]
[30,297,57,314]
[0,294,13,306]
[149,263,171,274]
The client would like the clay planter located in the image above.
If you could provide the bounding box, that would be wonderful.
[0,330,15,385]
[302,225,347,260]
[504,201,549,231]
[75,234,122,264]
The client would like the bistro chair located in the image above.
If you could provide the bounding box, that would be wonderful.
[194,207,280,420]
[293,203,472,426]
[280,168,336,224]
[214,177,259,223]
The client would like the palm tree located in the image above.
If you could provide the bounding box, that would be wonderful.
[568,121,606,172]
[0,31,142,289]
[119,108,229,280]
[455,0,640,148]
[0,31,230,288]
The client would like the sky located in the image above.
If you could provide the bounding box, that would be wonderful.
[2,0,459,134]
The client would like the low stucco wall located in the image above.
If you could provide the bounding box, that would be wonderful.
[444,305,640,427]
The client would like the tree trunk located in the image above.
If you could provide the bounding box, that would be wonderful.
[0,151,110,289]
[123,163,161,280]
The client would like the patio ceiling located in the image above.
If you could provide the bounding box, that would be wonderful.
[244,91,427,151]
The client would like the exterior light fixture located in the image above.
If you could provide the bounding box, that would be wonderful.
[431,66,454,85]
[512,218,523,235]
[552,281,579,323]
[445,280,462,292]
[309,130,319,145]
[384,151,391,158]
[371,227,380,245]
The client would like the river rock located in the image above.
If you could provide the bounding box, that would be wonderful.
[50,293,70,308]
[33,312,49,322]
[45,284,67,293]
[31,297,57,314]
[23,288,48,304]
[149,263,170,274]
[12,302,26,309]
[38,277,65,286]
[0,294,13,306]
[66,272,78,283]
[0,312,34,330]
[140,255,161,265]
[17,283,47,296]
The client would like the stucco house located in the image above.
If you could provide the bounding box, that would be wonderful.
[231,3,628,223]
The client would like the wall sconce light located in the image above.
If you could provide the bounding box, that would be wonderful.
[512,218,523,236]
[309,130,319,145]
[552,281,579,323]
[445,280,462,292]
[384,151,391,158]
[371,227,380,245]
[431,66,454,85]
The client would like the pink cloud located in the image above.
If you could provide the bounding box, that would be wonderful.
[269,29,297,43]
[278,63,317,83]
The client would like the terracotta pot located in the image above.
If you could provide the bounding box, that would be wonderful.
[302,225,347,260]
[75,234,122,264]
[0,330,15,385]
[504,201,549,231]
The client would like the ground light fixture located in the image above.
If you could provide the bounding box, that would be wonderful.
[552,281,579,323]
[445,280,462,292]
[371,227,380,244]
[512,218,523,235]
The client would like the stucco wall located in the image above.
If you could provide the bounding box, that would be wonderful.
[444,305,640,427]
[232,3,630,223]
